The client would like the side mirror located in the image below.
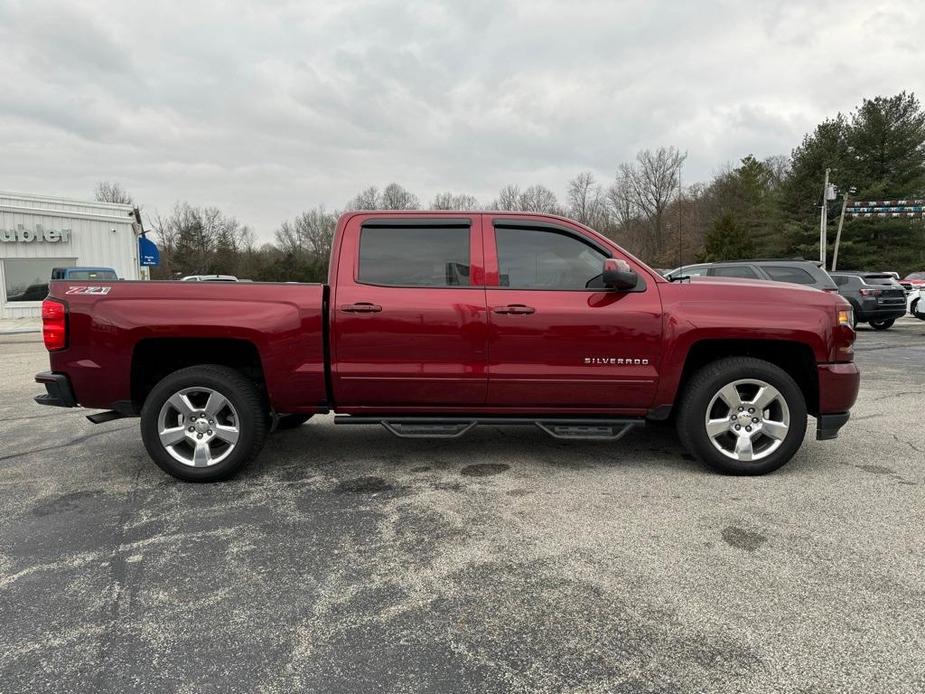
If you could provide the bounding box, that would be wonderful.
[602,258,637,290]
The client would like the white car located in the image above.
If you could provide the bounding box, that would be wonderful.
[180,274,239,282]
[909,287,924,320]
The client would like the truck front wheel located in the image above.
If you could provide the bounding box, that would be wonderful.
[140,365,269,482]
[677,357,807,475]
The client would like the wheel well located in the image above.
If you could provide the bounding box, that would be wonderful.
[678,340,819,415]
[131,338,265,410]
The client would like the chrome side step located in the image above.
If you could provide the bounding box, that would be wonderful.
[334,416,643,441]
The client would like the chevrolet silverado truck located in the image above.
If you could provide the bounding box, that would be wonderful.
[35,211,860,481]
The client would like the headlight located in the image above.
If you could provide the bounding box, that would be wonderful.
[838,308,853,328]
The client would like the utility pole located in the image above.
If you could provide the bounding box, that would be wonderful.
[819,168,830,264]
[831,193,850,271]
[677,161,683,273]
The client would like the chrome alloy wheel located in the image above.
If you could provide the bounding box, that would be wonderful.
[704,379,790,462]
[156,387,240,467]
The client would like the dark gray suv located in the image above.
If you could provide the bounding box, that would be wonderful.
[829,272,907,330]
[665,259,839,292]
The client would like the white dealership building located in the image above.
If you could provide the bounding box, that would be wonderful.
[0,191,146,319]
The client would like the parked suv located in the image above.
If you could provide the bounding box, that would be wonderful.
[829,272,907,329]
[665,259,838,292]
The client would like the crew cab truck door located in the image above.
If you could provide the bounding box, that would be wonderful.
[330,215,488,407]
[484,218,662,410]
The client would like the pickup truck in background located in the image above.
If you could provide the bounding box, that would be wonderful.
[51,267,119,281]
[35,211,860,481]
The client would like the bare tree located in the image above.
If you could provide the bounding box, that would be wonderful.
[606,171,637,228]
[347,183,419,210]
[489,183,562,213]
[94,181,134,205]
[380,183,420,210]
[431,192,480,210]
[491,185,522,211]
[517,184,561,214]
[617,146,687,255]
[276,207,338,260]
[567,172,608,227]
[346,186,381,210]
[763,154,791,187]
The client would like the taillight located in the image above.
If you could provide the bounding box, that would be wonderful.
[859,288,881,297]
[823,287,839,292]
[42,299,67,351]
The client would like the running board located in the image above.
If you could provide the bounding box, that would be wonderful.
[334,416,642,441]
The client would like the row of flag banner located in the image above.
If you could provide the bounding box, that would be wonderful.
[846,200,925,218]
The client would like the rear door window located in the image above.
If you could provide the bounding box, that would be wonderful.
[709,265,759,279]
[763,266,818,285]
[358,226,470,287]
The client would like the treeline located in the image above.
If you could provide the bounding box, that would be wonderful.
[100,92,925,281]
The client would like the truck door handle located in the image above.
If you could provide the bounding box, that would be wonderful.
[494,304,535,315]
[340,302,382,313]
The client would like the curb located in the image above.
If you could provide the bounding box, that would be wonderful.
[0,329,41,335]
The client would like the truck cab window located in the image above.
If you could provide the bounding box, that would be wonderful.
[709,265,759,279]
[495,227,606,289]
[764,266,816,285]
[358,226,470,287]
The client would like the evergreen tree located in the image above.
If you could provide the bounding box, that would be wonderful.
[700,212,755,262]
[781,93,925,273]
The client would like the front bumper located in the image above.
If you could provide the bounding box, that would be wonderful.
[816,412,850,440]
[815,362,860,440]
[34,371,78,408]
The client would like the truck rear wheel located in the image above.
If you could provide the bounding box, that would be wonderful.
[677,357,807,475]
[140,365,268,482]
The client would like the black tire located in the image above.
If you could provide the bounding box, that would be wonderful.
[676,356,807,475]
[869,318,894,330]
[140,365,268,482]
[910,298,918,316]
[275,413,313,430]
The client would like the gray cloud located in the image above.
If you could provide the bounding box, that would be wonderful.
[1,0,922,239]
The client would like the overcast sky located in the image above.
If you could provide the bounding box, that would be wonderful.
[1,0,923,239]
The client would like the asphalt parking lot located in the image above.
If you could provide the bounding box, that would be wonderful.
[1,320,923,693]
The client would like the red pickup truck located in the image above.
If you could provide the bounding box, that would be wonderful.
[35,211,859,481]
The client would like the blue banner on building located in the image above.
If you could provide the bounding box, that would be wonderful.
[139,235,160,266]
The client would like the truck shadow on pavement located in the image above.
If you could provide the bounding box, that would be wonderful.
[255,419,720,482]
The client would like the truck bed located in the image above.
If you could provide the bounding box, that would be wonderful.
[46,280,329,414]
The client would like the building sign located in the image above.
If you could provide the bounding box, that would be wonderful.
[0,224,72,243]
[139,235,160,266]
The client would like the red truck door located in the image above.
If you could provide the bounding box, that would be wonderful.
[331,215,489,407]
[484,218,663,412]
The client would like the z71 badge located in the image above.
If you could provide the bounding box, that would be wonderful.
[65,286,111,295]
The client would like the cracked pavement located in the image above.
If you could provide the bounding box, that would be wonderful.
[1,319,923,693]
